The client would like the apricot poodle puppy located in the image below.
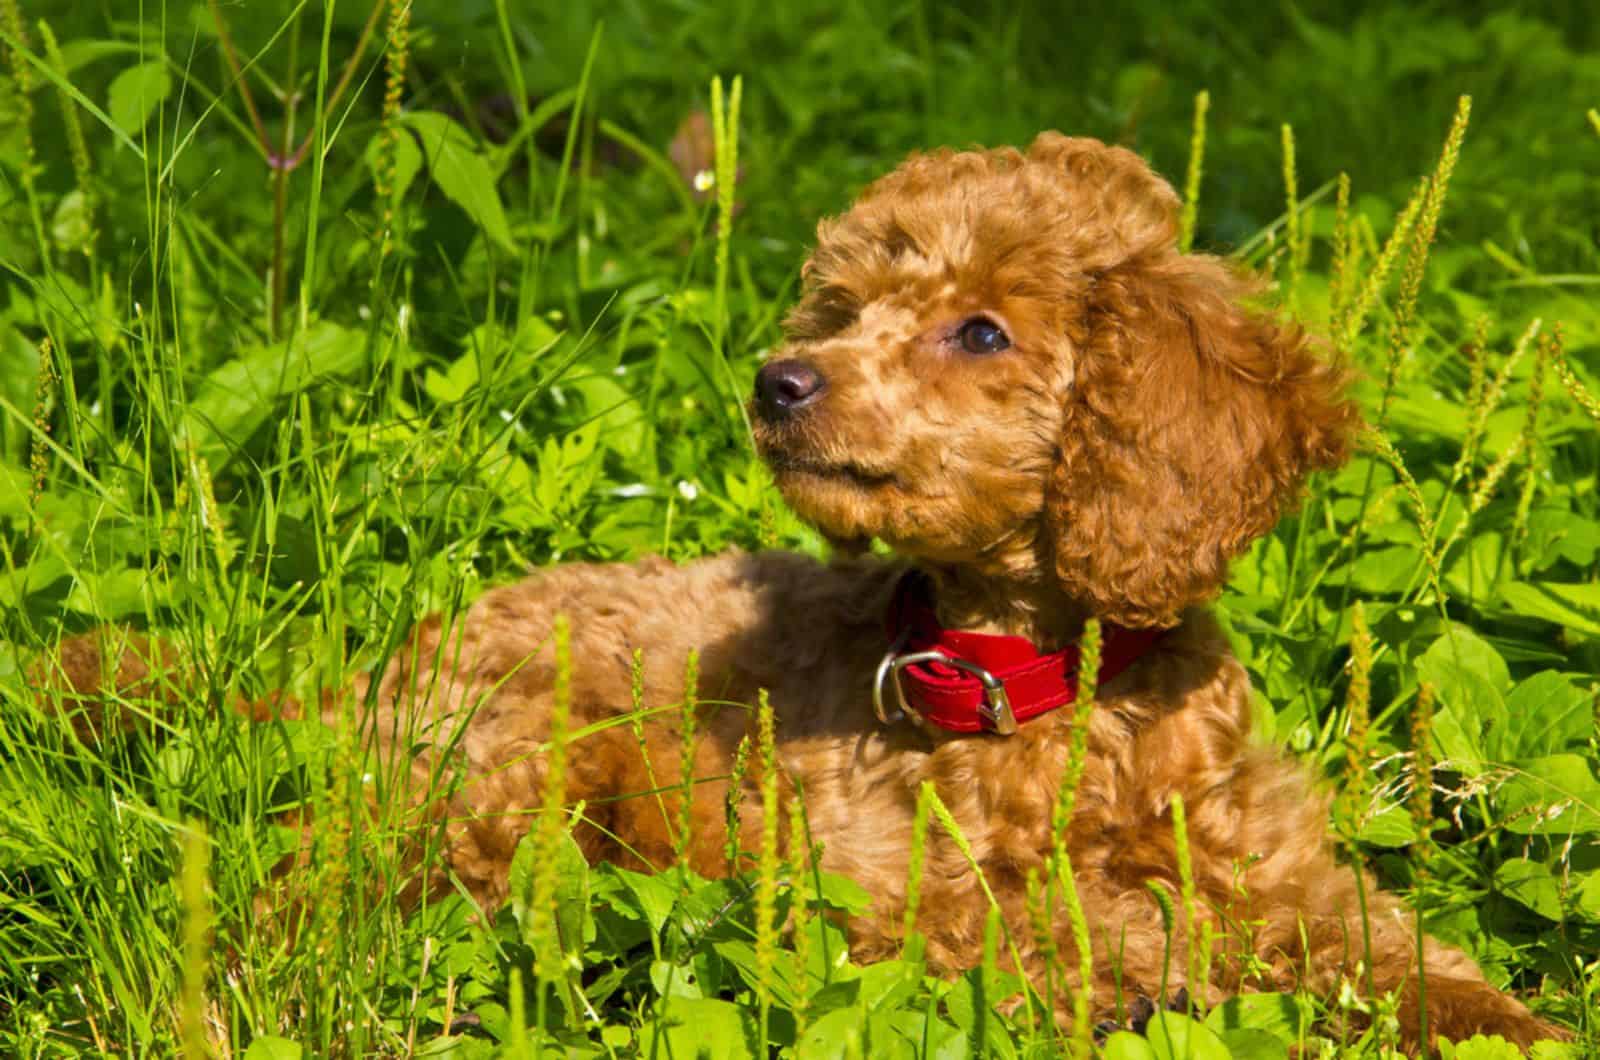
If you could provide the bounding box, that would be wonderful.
[48,134,1556,1048]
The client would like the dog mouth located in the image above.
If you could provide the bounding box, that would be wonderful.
[764,452,900,490]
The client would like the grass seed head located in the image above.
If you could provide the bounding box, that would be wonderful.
[1409,680,1437,869]
[753,689,780,1050]
[38,19,96,256]
[1328,172,1352,328]
[28,336,55,513]
[1340,601,1375,833]
[1280,124,1302,309]
[1177,89,1209,253]
[529,614,573,982]
[675,648,700,866]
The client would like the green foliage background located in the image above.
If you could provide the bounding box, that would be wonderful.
[0,1,1597,1056]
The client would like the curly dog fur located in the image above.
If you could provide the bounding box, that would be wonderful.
[46,133,1556,1048]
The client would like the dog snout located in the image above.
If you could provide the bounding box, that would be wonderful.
[754,358,827,420]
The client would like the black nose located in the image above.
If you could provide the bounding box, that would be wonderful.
[754,359,826,419]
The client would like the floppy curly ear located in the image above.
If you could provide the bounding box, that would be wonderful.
[1046,254,1359,628]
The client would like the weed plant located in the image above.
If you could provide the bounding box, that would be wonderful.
[1,2,1598,1056]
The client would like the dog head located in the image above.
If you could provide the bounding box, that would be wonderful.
[752,133,1358,627]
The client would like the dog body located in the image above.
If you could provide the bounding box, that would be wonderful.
[47,134,1554,1046]
[377,549,1543,1046]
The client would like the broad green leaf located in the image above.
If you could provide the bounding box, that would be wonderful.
[1443,530,1504,601]
[569,374,647,456]
[1204,991,1309,1042]
[712,939,803,1008]
[1502,672,1595,758]
[1529,1042,1585,1060]
[812,869,873,914]
[51,190,94,252]
[1386,390,1469,441]
[1418,626,1510,692]
[186,321,366,465]
[1146,1011,1233,1060]
[650,959,706,1000]
[1497,755,1600,835]
[594,863,678,935]
[1493,858,1564,921]
[59,39,133,73]
[1439,1033,1540,1059]
[63,566,167,620]
[424,351,481,404]
[0,463,34,522]
[1523,507,1600,570]
[1102,1031,1159,1060]
[1357,803,1420,847]
[637,997,756,1060]
[108,60,171,137]
[1330,544,1419,594]
[942,965,1021,1060]
[1418,627,1509,771]
[1575,869,1600,922]
[1498,581,1600,638]
[551,831,593,956]
[243,1038,303,1060]
[401,112,516,254]
[507,829,593,982]
[1219,1028,1292,1060]
[798,1006,868,1059]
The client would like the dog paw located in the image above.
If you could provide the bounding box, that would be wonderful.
[1400,975,1567,1052]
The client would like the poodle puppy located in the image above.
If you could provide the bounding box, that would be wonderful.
[46,134,1556,1048]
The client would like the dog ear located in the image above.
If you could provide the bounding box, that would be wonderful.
[1046,253,1358,628]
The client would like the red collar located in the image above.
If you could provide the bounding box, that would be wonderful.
[873,574,1166,735]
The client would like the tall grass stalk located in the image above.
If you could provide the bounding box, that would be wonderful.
[38,19,96,258]
[1328,173,1352,328]
[1435,319,1541,566]
[1177,90,1209,253]
[1446,316,1493,492]
[1024,869,1059,1035]
[1340,601,1374,831]
[674,649,701,867]
[27,336,55,514]
[1511,328,1555,561]
[708,74,751,440]
[628,648,674,850]
[1409,680,1437,1047]
[1380,96,1471,420]
[1362,430,1445,606]
[0,0,45,265]
[924,788,1036,1034]
[1458,318,1541,479]
[1335,182,1424,351]
[903,780,934,955]
[725,731,752,873]
[788,795,812,1040]
[1553,341,1600,424]
[1279,124,1303,309]
[1046,617,1101,1055]
[529,615,574,1028]
[1170,794,1212,1018]
[710,74,742,348]
[179,823,212,1057]
[1409,681,1437,867]
[977,904,1001,1054]
[375,0,412,263]
[753,690,779,1052]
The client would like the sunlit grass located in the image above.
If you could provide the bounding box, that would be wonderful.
[1,2,1598,1055]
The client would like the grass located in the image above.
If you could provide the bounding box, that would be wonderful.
[2,1,1599,1056]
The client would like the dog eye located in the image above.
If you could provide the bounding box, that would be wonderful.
[958,318,1010,354]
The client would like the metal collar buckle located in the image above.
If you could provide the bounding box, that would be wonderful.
[872,637,1019,735]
